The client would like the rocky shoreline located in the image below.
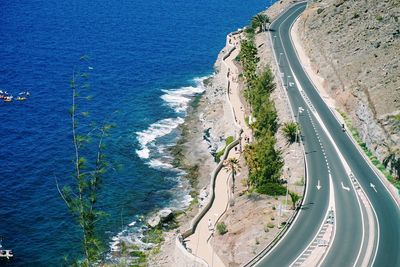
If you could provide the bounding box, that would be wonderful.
[147,1,307,266]
[146,42,240,265]
[111,0,399,265]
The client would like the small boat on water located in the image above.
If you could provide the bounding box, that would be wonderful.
[0,90,8,100]
[1,90,30,102]
[3,96,13,102]
[0,238,13,260]
[16,91,30,101]
[0,250,13,259]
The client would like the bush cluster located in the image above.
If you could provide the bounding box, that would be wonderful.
[239,33,284,195]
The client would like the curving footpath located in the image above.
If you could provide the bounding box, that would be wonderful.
[178,30,252,267]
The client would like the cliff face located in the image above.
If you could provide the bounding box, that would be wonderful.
[297,0,400,161]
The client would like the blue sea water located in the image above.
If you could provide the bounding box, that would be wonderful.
[0,0,270,265]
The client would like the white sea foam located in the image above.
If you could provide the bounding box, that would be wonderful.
[161,77,207,113]
[136,117,184,159]
[148,159,174,169]
[110,77,208,260]
[136,147,150,159]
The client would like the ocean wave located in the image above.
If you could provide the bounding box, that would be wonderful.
[136,117,184,159]
[160,76,207,113]
[148,158,174,170]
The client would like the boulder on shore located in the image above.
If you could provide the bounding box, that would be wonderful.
[147,209,173,228]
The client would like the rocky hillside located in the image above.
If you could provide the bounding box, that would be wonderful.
[297,0,400,164]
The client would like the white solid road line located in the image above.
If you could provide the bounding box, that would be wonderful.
[252,4,309,265]
[283,9,378,267]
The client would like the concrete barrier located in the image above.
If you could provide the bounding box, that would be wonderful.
[175,28,244,267]
[182,137,240,239]
[175,236,208,267]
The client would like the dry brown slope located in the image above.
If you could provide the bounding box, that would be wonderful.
[298,0,400,160]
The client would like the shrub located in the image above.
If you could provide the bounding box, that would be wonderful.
[130,250,146,259]
[226,136,234,145]
[143,228,164,244]
[215,136,235,162]
[282,121,299,144]
[256,183,286,195]
[216,222,228,235]
[267,222,275,228]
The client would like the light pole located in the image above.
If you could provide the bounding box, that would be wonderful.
[279,52,283,66]
[285,167,290,211]
[295,107,304,143]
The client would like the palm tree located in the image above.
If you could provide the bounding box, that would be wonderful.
[251,14,270,33]
[224,157,241,193]
[282,122,299,144]
[289,192,301,210]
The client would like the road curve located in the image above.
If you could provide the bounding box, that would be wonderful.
[253,2,400,266]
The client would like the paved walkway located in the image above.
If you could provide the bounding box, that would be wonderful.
[185,147,239,267]
[222,44,253,145]
[185,33,252,267]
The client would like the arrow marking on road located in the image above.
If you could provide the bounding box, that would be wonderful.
[370,183,377,193]
[316,180,321,190]
[341,182,350,191]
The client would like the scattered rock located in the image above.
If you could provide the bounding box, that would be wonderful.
[147,215,161,228]
[159,209,173,223]
[147,209,174,228]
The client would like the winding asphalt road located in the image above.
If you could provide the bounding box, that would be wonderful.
[253,2,400,266]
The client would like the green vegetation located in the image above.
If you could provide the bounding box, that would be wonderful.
[289,192,301,210]
[251,13,270,33]
[393,114,400,122]
[267,222,275,229]
[186,164,200,190]
[224,157,241,193]
[295,176,305,186]
[58,57,112,266]
[216,222,228,235]
[239,30,284,196]
[382,145,400,181]
[239,39,259,88]
[143,228,164,244]
[215,136,234,162]
[256,182,286,195]
[352,12,360,19]
[244,27,256,40]
[129,250,147,264]
[282,121,300,144]
[338,110,400,191]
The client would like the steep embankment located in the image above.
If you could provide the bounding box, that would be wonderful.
[297,0,400,162]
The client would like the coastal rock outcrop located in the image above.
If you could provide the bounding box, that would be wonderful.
[298,0,400,162]
[147,209,174,228]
